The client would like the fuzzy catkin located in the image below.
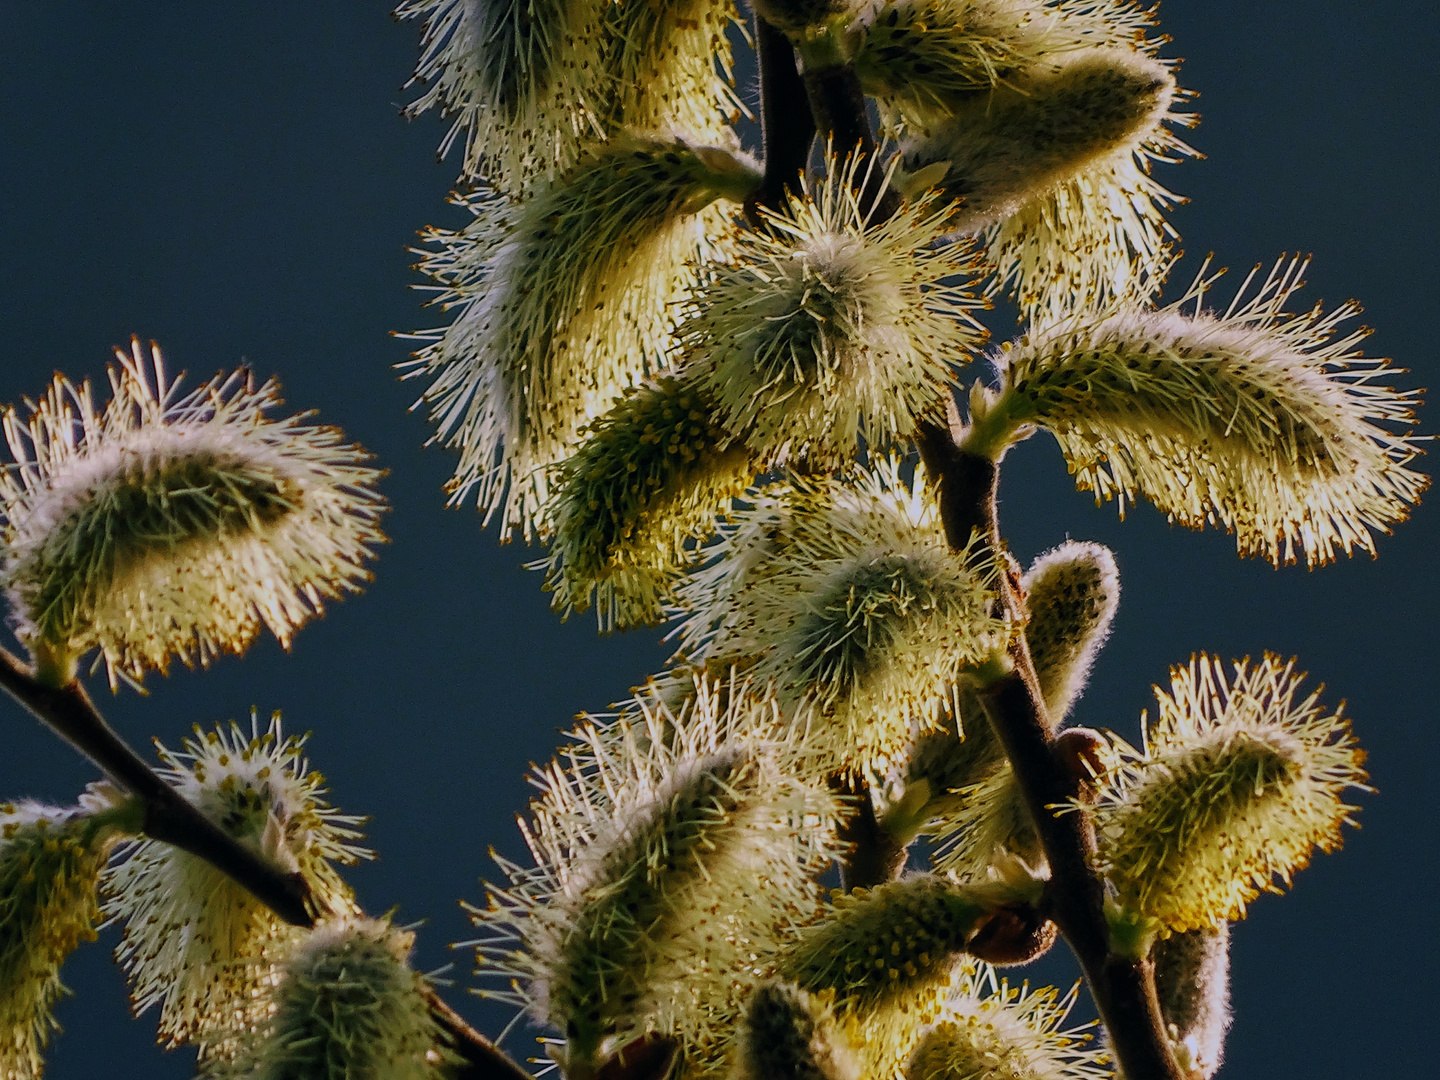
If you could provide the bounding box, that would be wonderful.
[901,42,1189,317]
[542,374,755,630]
[905,975,1109,1080]
[998,260,1427,566]
[1022,541,1119,723]
[1,797,129,1080]
[235,919,446,1080]
[105,717,369,1056]
[782,875,987,1016]
[858,0,1160,130]
[0,341,384,686]
[735,981,861,1080]
[406,135,756,537]
[1091,655,1369,932]
[683,156,984,472]
[680,462,1006,772]
[467,682,841,1069]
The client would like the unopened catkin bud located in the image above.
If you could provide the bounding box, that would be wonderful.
[782,875,988,1015]
[736,981,861,1080]
[996,260,1426,566]
[1092,655,1369,932]
[1022,542,1119,724]
[1154,925,1231,1079]
[542,374,754,630]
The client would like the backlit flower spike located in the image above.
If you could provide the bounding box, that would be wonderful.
[104,714,370,1057]
[734,980,862,1080]
[1090,654,1369,933]
[0,340,386,688]
[1,790,136,1080]
[463,679,842,1072]
[1153,925,1231,1079]
[1022,541,1119,724]
[540,374,756,631]
[602,0,744,146]
[995,258,1429,566]
[902,45,1192,319]
[858,0,1159,132]
[780,875,994,1032]
[690,461,1008,773]
[906,971,1108,1080]
[685,152,986,471]
[231,917,449,1080]
[405,135,760,539]
[397,0,607,189]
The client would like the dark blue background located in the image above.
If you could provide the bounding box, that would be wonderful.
[1,3,1434,1076]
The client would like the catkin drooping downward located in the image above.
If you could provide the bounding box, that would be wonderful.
[1,793,132,1080]
[104,716,369,1056]
[684,155,985,471]
[397,0,606,188]
[239,919,447,1080]
[0,341,385,686]
[902,45,1190,317]
[1022,541,1119,723]
[998,259,1428,566]
[1091,654,1369,932]
[542,374,755,630]
[407,136,759,538]
[468,682,841,1070]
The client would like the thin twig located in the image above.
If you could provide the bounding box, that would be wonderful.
[0,646,315,927]
[424,984,536,1080]
[831,771,908,890]
[919,431,1186,1080]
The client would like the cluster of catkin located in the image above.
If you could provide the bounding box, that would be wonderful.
[0,2,1424,1079]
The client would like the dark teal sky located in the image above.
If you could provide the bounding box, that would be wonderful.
[1,3,1436,1076]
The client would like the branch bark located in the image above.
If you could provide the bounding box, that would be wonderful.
[424,984,536,1080]
[919,431,1185,1080]
[0,646,316,927]
[748,16,814,221]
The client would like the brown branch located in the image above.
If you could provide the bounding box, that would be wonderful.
[747,15,814,222]
[0,646,315,928]
[918,429,1185,1080]
[830,771,907,890]
[423,984,536,1080]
